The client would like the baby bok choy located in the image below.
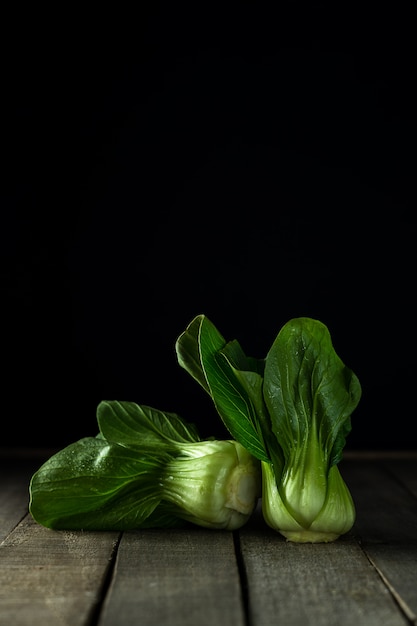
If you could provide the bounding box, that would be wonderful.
[29,401,261,531]
[175,315,361,543]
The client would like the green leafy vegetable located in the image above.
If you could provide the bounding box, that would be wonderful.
[176,315,361,542]
[29,401,261,531]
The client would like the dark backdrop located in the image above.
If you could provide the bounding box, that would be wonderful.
[3,6,415,452]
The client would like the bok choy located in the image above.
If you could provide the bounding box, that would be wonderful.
[29,401,261,531]
[176,315,361,542]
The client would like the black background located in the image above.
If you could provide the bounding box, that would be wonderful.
[3,5,416,452]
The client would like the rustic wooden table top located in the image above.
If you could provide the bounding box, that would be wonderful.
[1,449,416,626]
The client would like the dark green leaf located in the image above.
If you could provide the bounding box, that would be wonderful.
[224,359,284,472]
[175,314,212,393]
[177,315,269,462]
[97,400,201,449]
[263,317,361,467]
[29,437,180,530]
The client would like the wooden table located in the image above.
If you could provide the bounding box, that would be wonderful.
[1,450,416,626]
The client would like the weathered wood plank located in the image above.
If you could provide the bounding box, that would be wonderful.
[342,459,417,622]
[99,528,245,626]
[0,514,119,626]
[239,513,408,626]
[0,461,37,543]
[342,460,417,545]
[364,544,417,625]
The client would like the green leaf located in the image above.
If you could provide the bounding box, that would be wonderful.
[175,314,212,393]
[225,360,284,472]
[29,437,179,530]
[263,317,362,468]
[176,315,269,462]
[97,400,201,449]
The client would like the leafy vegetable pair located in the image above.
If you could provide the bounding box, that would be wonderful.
[29,315,361,542]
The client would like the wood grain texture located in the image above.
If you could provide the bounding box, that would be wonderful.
[0,460,42,542]
[342,459,417,622]
[0,514,119,625]
[239,528,408,626]
[100,528,245,626]
[0,478,30,543]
